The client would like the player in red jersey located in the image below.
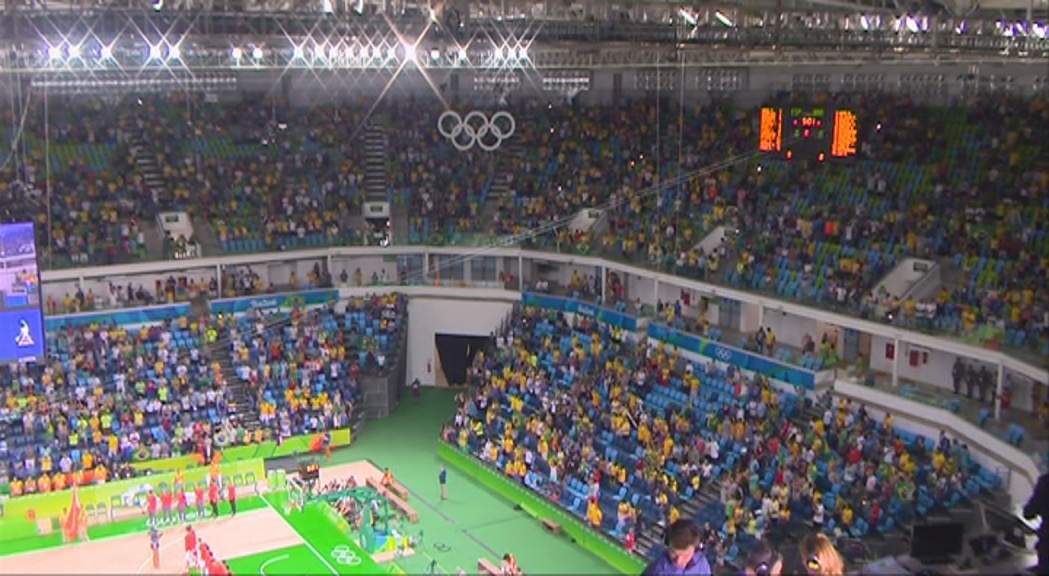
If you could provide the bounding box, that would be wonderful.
[146,490,159,526]
[160,489,174,525]
[184,526,199,572]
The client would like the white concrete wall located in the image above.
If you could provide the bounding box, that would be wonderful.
[406,292,517,386]
[875,258,936,300]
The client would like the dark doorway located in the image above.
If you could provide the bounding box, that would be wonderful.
[434,333,490,386]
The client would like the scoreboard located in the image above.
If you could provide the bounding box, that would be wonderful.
[758,105,858,162]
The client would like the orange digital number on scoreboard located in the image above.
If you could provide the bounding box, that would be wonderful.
[759,107,783,153]
[831,109,858,158]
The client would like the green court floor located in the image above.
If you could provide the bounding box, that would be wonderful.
[0,389,612,575]
[227,544,333,575]
[325,388,610,575]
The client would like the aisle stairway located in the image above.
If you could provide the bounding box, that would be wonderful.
[128,130,171,212]
[363,124,388,204]
[210,337,261,432]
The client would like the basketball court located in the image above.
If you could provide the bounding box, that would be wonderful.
[0,391,613,575]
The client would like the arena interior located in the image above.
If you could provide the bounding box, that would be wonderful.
[0,0,1046,574]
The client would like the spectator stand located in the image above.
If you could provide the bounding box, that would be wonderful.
[447,296,1008,572]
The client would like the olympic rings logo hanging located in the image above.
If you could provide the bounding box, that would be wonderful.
[437,110,516,152]
[330,545,363,566]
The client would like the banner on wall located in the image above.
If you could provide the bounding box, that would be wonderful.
[45,289,338,331]
[210,289,337,315]
[45,304,191,332]
[648,323,816,390]
[521,292,638,332]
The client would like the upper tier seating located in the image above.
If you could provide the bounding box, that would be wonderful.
[445,304,1004,566]
[2,98,149,266]
[13,92,1046,358]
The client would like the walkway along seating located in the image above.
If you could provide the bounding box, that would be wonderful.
[366,477,419,522]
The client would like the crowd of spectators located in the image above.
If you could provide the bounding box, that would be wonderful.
[10,91,1045,358]
[445,304,1004,568]
[0,292,406,496]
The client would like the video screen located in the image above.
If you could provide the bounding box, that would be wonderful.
[0,222,45,363]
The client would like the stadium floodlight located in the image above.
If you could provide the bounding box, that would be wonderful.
[714,11,734,27]
[231,46,243,62]
[100,45,113,59]
[149,43,163,60]
[430,48,441,61]
[293,44,305,60]
[67,44,81,59]
[167,43,181,60]
[403,43,417,63]
[861,15,871,30]
[252,46,263,60]
[48,45,62,60]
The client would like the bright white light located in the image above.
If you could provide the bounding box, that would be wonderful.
[906,16,919,33]
[714,11,734,27]
[860,15,870,30]
[678,8,697,26]
[167,44,181,60]
[252,46,263,60]
[386,46,397,60]
[231,47,243,61]
[371,46,381,59]
[293,45,305,59]
[321,0,333,13]
[519,47,528,60]
[329,45,339,60]
[67,44,80,59]
[403,43,417,62]
[48,45,62,60]
[149,43,162,60]
[1034,23,1047,38]
[430,48,441,60]
[100,45,113,59]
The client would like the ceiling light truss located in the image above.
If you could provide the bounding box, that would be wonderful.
[0,10,1045,63]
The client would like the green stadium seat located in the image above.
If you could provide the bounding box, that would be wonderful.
[95,502,108,522]
[245,472,257,485]
[233,474,245,486]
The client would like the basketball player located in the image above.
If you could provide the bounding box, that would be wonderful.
[150,527,162,570]
[184,526,199,573]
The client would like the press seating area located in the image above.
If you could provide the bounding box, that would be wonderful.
[0,319,225,493]
[450,304,1005,566]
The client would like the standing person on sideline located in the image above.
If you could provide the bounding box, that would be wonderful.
[150,527,162,569]
[161,488,174,525]
[412,378,421,403]
[194,483,206,519]
[799,533,845,575]
[208,479,220,518]
[439,466,448,500]
[177,486,188,523]
[741,541,783,576]
[146,489,158,526]
[227,482,237,517]
[1024,471,1049,574]
[184,526,199,573]
[642,519,711,575]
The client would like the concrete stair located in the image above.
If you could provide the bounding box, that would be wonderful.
[209,338,261,432]
[363,124,388,204]
[129,130,171,212]
[190,215,221,257]
[479,137,523,227]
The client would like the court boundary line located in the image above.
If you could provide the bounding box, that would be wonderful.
[261,494,340,576]
[259,553,290,575]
